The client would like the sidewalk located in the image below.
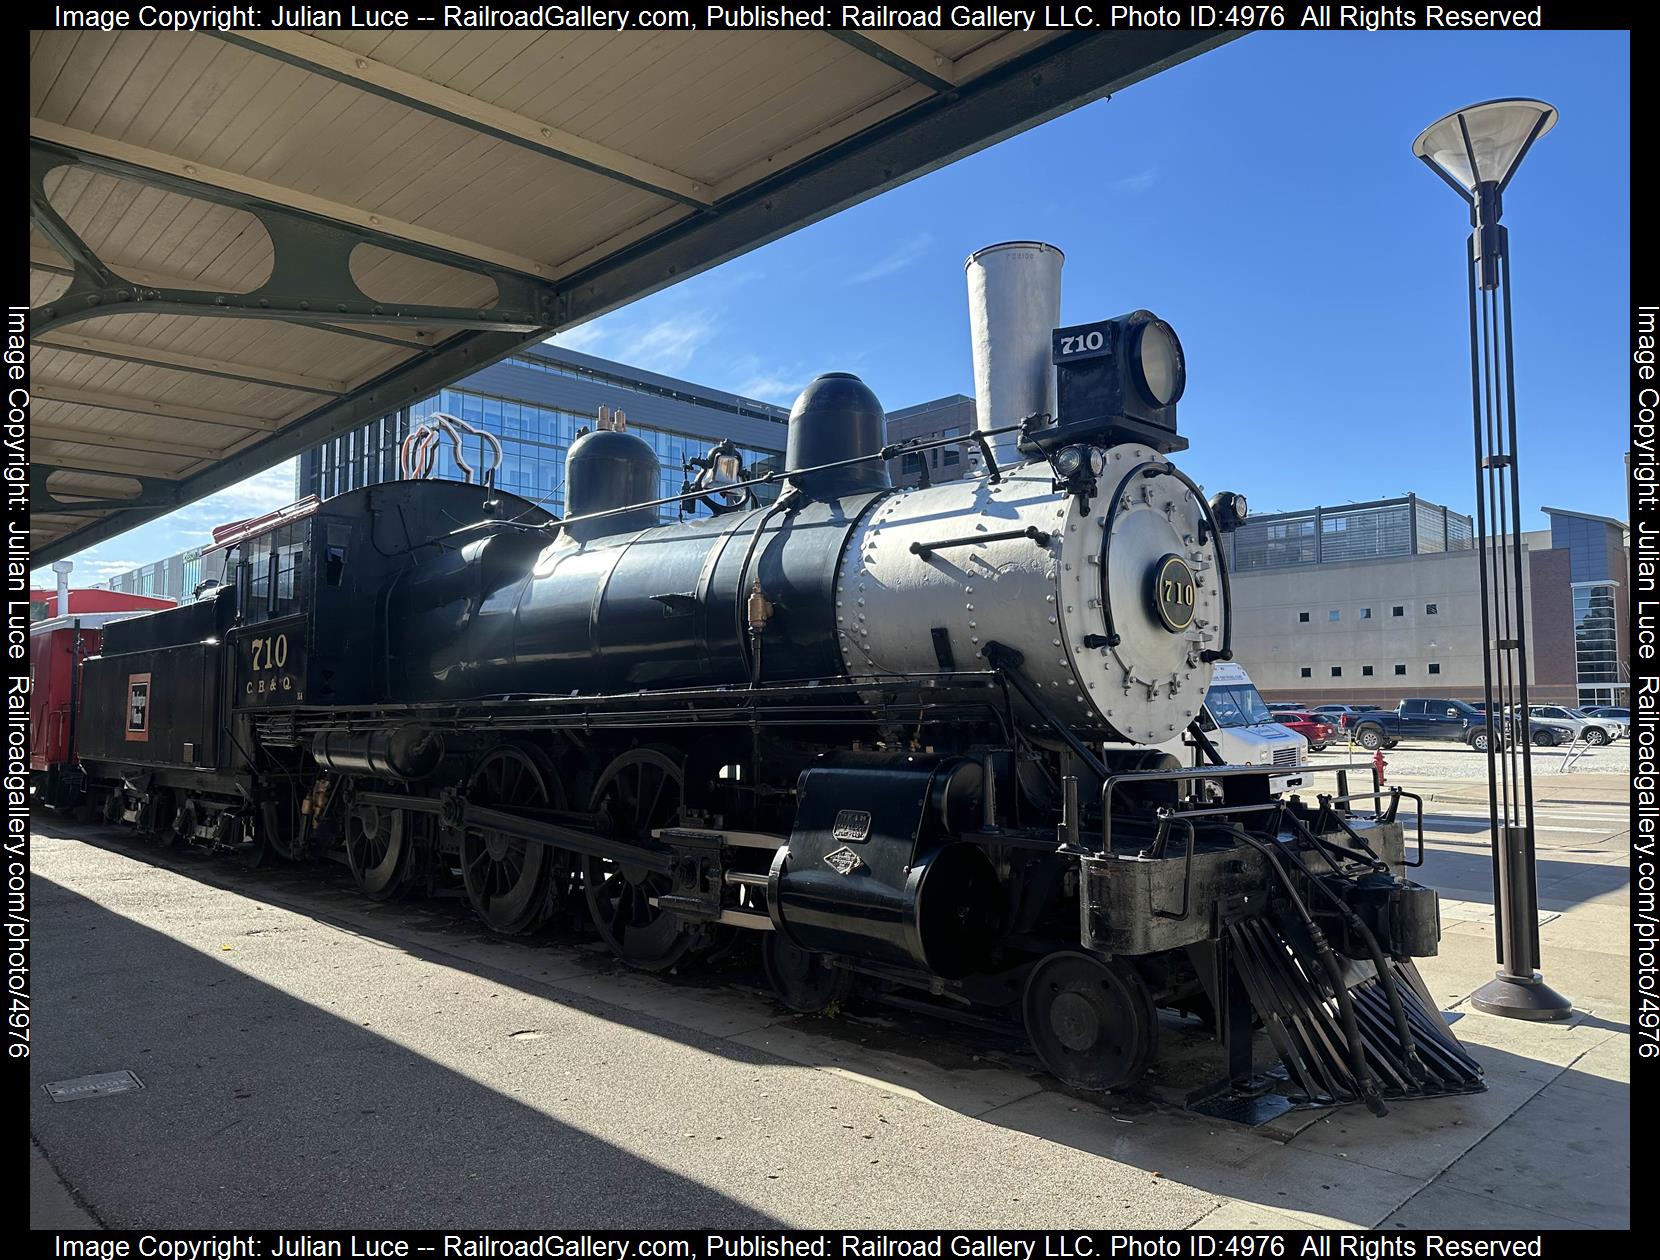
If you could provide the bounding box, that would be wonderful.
[27,773,1631,1229]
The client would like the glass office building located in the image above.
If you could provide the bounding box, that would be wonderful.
[299,345,791,521]
[1545,507,1629,708]
[102,547,204,602]
[1228,495,1474,573]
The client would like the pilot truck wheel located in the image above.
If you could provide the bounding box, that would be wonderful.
[1355,726,1383,751]
[763,934,855,1014]
[1022,952,1157,1093]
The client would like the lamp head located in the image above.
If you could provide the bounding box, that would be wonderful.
[1412,98,1557,199]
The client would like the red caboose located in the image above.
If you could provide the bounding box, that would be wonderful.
[29,582,174,807]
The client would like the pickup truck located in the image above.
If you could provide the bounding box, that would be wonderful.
[1349,698,1500,752]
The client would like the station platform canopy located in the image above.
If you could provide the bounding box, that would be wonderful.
[30,28,1234,564]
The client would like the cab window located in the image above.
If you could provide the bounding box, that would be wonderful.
[242,523,308,622]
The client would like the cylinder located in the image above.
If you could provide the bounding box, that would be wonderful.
[965,241,1064,469]
[564,428,660,542]
[784,373,890,498]
[765,758,1002,979]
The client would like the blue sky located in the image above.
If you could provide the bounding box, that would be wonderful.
[38,29,1630,588]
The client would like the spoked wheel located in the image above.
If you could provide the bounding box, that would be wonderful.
[461,745,566,936]
[1532,729,1556,748]
[345,798,410,900]
[583,747,696,972]
[1584,727,1609,746]
[1022,952,1158,1093]
[763,933,853,1014]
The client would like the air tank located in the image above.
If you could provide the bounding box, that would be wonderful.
[965,241,1064,469]
[563,427,660,543]
[784,373,890,498]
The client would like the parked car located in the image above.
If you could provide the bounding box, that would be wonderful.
[1582,706,1630,736]
[1310,704,1381,731]
[1273,711,1336,751]
[1349,698,1499,752]
[1267,703,1307,714]
[1508,705,1623,747]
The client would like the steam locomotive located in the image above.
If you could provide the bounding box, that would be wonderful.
[67,244,1481,1118]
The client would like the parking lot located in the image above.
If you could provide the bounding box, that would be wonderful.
[27,749,1631,1232]
[1313,735,1627,779]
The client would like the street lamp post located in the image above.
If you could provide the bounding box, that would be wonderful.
[1413,99,1573,1021]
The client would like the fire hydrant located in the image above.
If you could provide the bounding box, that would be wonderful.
[1373,747,1388,784]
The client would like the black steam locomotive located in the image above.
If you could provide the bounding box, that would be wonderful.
[72,248,1481,1119]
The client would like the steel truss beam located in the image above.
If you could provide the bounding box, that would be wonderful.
[31,464,188,516]
[32,30,1236,566]
[29,140,562,336]
[30,243,437,349]
[832,32,961,93]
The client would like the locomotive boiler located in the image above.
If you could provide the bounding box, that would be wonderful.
[73,243,1482,1119]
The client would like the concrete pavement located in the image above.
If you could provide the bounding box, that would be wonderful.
[27,770,1631,1229]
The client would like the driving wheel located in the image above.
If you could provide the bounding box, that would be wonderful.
[345,798,411,900]
[583,746,696,971]
[461,744,566,935]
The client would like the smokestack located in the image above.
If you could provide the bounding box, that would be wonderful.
[52,559,73,618]
[965,241,1064,469]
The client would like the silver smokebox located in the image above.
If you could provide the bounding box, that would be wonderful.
[964,241,1064,469]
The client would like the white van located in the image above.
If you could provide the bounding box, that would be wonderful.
[1194,662,1308,769]
[1114,663,1309,777]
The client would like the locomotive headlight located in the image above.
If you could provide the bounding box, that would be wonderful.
[1052,444,1106,480]
[1130,318,1186,407]
[1209,490,1249,533]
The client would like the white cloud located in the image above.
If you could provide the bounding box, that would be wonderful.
[171,460,298,530]
[1113,170,1158,194]
[736,372,810,406]
[631,314,719,373]
[82,558,144,579]
[547,321,610,354]
[552,311,721,376]
[846,232,935,285]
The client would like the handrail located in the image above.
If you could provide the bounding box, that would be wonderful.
[1099,761,1380,857]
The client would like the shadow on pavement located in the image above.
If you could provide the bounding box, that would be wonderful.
[1415,844,1629,911]
[30,871,785,1230]
[32,818,1625,1228]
